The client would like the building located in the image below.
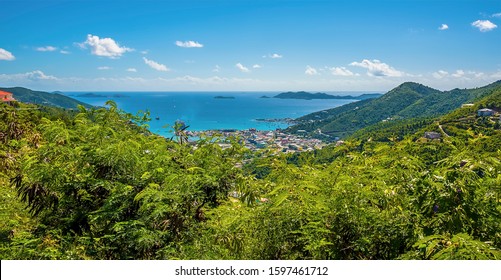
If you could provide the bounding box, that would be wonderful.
[461,103,474,108]
[0,90,15,102]
[477,108,494,117]
[424,131,441,140]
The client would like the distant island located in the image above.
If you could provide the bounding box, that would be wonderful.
[77,93,129,98]
[273,91,382,100]
[214,96,235,99]
[260,95,271,98]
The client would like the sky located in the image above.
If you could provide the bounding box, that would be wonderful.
[0,0,500,92]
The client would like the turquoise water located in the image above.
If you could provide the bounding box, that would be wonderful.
[67,92,358,137]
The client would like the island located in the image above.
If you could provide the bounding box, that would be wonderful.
[260,95,271,98]
[214,96,235,99]
[273,91,382,100]
[77,93,129,98]
[77,93,107,98]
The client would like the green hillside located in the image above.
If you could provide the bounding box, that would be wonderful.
[1,82,500,260]
[0,87,91,109]
[287,80,501,139]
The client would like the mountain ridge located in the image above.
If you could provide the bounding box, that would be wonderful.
[286,80,501,139]
[0,87,92,109]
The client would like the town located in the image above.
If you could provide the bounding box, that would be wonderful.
[186,128,327,153]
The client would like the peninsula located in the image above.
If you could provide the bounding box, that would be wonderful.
[273,91,382,100]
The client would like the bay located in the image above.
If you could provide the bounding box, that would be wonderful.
[66,92,358,137]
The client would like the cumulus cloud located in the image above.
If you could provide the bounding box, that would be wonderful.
[329,67,356,76]
[471,20,497,32]
[305,65,318,76]
[98,66,111,70]
[236,63,250,73]
[36,46,57,52]
[438,24,449,30]
[451,70,465,78]
[143,57,169,72]
[60,50,70,54]
[82,34,133,58]
[270,53,282,59]
[0,48,15,61]
[175,40,204,48]
[127,68,137,72]
[432,69,485,80]
[252,64,262,69]
[349,59,404,77]
[213,65,221,72]
[0,70,58,82]
[432,70,449,79]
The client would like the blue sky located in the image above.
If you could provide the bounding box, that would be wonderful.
[0,0,500,91]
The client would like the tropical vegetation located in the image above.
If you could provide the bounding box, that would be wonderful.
[1,81,500,260]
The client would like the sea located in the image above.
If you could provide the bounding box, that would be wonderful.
[66,92,361,137]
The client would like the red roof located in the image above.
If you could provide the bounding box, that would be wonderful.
[0,90,15,101]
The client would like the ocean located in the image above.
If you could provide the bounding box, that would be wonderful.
[66,92,359,137]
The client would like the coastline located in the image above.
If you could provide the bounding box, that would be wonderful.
[65,91,357,136]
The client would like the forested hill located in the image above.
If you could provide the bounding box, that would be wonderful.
[286,80,501,139]
[0,87,91,109]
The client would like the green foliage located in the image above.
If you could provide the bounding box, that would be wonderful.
[1,81,501,259]
[401,233,501,260]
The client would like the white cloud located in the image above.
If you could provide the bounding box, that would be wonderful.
[350,59,404,77]
[432,69,487,80]
[127,68,137,72]
[25,70,58,80]
[143,57,169,72]
[82,34,133,58]
[433,70,449,79]
[472,71,484,78]
[305,65,318,76]
[213,65,221,72]
[236,63,250,73]
[141,50,148,55]
[263,54,283,59]
[0,70,58,82]
[60,50,70,54]
[329,67,355,76]
[491,71,501,79]
[0,48,15,61]
[471,20,497,32]
[175,40,204,48]
[492,13,501,18]
[98,66,111,70]
[451,70,465,78]
[36,46,57,52]
[438,24,449,30]
[252,64,262,69]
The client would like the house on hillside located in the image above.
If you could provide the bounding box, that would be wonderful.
[477,108,494,117]
[0,90,16,103]
[424,131,441,140]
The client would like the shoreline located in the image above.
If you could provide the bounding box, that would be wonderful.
[185,128,326,153]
